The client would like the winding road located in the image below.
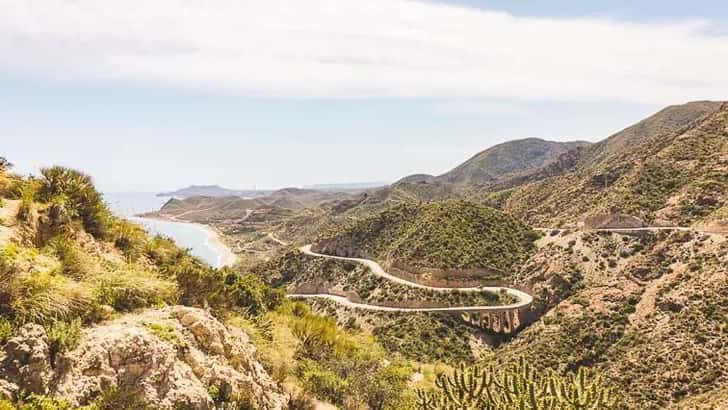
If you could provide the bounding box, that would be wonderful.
[276,224,725,314]
[268,233,534,313]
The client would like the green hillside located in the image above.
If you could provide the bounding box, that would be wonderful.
[500,101,728,228]
[314,200,539,274]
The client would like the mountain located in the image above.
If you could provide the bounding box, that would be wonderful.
[157,184,271,198]
[352,138,589,217]
[258,101,728,408]
[436,138,590,186]
[393,174,436,184]
[499,101,728,229]
[302,181,388,192]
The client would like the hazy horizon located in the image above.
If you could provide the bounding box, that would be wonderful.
[3,0,727,191]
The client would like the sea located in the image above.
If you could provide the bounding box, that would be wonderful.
[103,192,226,268]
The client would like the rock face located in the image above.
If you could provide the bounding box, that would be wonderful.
[0,324,53,396]
[0,307,288,409]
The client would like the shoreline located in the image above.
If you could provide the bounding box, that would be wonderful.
[199,223,239,268]
[134,213,239,269]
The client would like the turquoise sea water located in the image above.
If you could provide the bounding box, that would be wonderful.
[104,192,225,268]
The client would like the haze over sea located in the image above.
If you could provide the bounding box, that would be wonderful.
[104,192,227,268]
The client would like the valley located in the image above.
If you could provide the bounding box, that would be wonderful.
[0,101,726,409]
[134,101,728,409]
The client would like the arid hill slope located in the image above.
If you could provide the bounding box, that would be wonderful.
[499,101,728,228]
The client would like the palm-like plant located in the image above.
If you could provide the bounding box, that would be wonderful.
[0,157,12,172]
[37,166,111,238]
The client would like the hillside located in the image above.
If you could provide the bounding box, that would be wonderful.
[327,139,587,221]
[437,138,590,186]
[0,164,296,408]
[4,160,540,409]
[499,228,728,409]
[144,188,354,224]
[313,200,539,282]
[157,184,270,198]
[500,101,728,228]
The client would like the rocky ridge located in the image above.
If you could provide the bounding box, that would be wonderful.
[0,306,288,409]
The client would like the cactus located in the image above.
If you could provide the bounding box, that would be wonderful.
[416,357,617,409]
[434,362,490,409]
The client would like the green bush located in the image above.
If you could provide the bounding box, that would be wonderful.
[0,317,13,344]
[109,219,146,260]
[94,268,178,312]
[50,237,92,279]
[145,323,186,350]
[16,180,39,222]
[37,166,111,239]
[298,359,349,405]
[44,319,82,366]
[12,271,94,324]
[16,393,75,410]
[86,385,152,410]
[225,273,285,316]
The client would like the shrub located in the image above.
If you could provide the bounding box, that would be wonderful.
[365,363,416,409]
[16,179,39,222]
[87,385,152,410]
[298,359,349,404]
[0,158,11,172]
[37,166,111,239]
[12,271,94,324]
[50,237,93,279]
[162,255,225,307]
[93,268,178,312]
[15,393,75,410]
[225,273,285,315]
[0,317,13,344]
[145,323,186,350]
[109,219,146,260]
[44,319,82,366]
[291,313,338,353]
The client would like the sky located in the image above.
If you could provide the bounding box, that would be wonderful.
[1,0,727,192]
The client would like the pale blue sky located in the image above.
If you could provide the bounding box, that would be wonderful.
[1,0,726,191]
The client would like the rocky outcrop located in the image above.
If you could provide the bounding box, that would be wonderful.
[0,324,53,397]
[0,307,288,409]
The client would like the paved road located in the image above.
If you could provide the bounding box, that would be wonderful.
[288,242,533,313]
[287,293,527,313]
[267,232,289,246]
[534,226,692,233]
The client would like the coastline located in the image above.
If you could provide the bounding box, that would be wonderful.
[133,213,238,269]
[198,223,239,268]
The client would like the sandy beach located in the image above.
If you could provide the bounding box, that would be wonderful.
[197,223,239,268]
[132,213,238,269]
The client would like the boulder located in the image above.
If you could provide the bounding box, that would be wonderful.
[0,307,288,409]
[0,324,52,396]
